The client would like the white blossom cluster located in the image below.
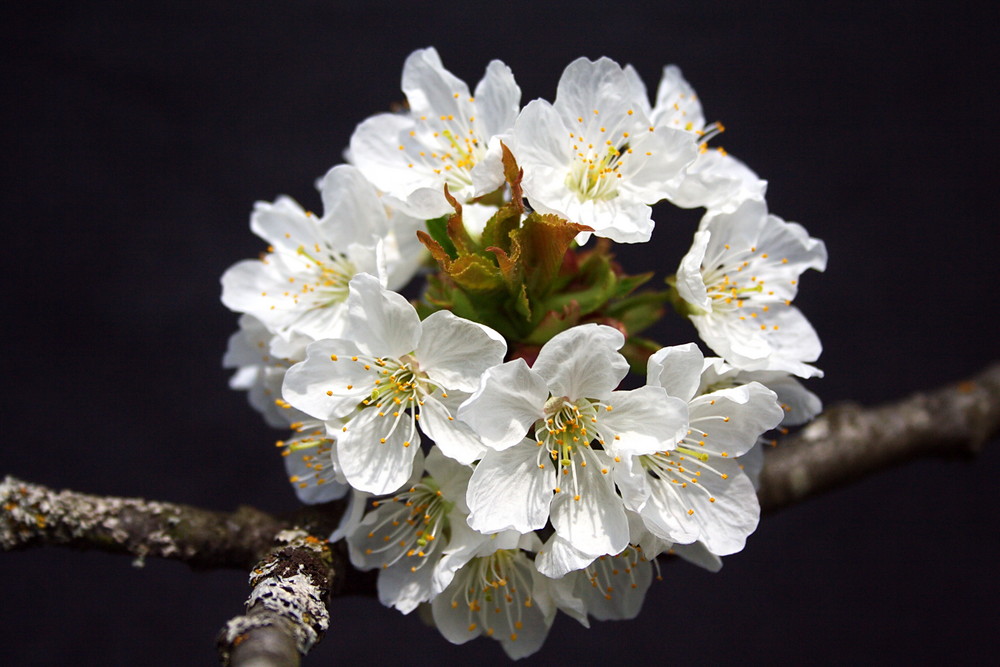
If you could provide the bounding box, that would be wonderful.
[221,47,826,659]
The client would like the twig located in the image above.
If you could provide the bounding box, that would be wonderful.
[0,477,345,569]
[758,361,1000,511]
[217,529,338,667]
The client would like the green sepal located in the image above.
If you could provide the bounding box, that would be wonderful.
[605,290,671,336]
[513,283,532,323]
[523,301,581,344]
[424,215,457,260]
[443,187,478,256]
[510,213,591,297]
[543,250,618,316]
[480,202,521,255]
[500,141,524,210]
[610,271,654,300]
[417,230,454,270]
[448,254,505,293]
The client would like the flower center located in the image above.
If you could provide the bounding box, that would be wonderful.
[583,546,648,601]
[294,243,357,308]
[700,243,786,318]
[538,396,599,455]
[565,141,627,202]
[639,414,737,514]
[280,423,336,491]
[448,549,536,642]
[402,106,485,191]
[346,353,439,449]
[531,396,618,501]
[359,478,452,571]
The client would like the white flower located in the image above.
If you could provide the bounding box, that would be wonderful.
[280,419,349,505]
[676,198,828,378]
[430,543,556,660]
[647,65,767,212]
[223,314,311,428]
[699,356,823,428]
[550,545,654,627]
[221,164,423,343]
[623,343,784,555]
[282,273,506,494]
[513,57,698,243]
[459,324,687,572]
[698,356,823,490]
[346,447,518,614]
[223,314,351,504]
[350,47,521,219]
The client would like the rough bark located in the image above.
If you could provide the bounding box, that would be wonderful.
[217,529,339,667]
[0,477,345,569]
[758,362,1000,512]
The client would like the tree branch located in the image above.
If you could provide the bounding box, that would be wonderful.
[0,477,345,569]
[217,529,339,667]
[758,361,1000,512]
[3,362,999,665]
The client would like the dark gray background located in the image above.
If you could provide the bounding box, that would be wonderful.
[2,1,996,664]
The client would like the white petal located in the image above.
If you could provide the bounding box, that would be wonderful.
[764,373,823,426]
[422,443,473,497]
[618,127,698,198]
[738,442,765,490]
[550,447,628,557]
[666,150,767,212]
[283,437,347,505]
[248,196,315,253]
[281,339,372,420]
[329,488,369,543]
[535,533,598,579]
[688,383,784,457]
[348,113,428,204]
[431,518,507,595]
[473,60,521,143]
[622,64,651,116]
[638,474,700,545]
[532,324,628,401]
[419,395,487,465]
[598,386,688,456]
[651,65,706,131]
[317,164,390,244]
[514,99,573,174]
[376,558,437,614]
[613,456,651,512]
[670,541,723,573]
[646,342,704,402]
[568,195,657,245]
[430,553,554,659]
[640,455,759,555]
[574,547,652,621]
[554,57,637,124]
[343,273,420,358]
[458,360,548,450]
[691,305,823,378]
[338,408,420,495]
[466,442,551,534]
[675,230,711,311]
[683,462,759,555]
[415,310,506,392]
[401,46,470,118]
